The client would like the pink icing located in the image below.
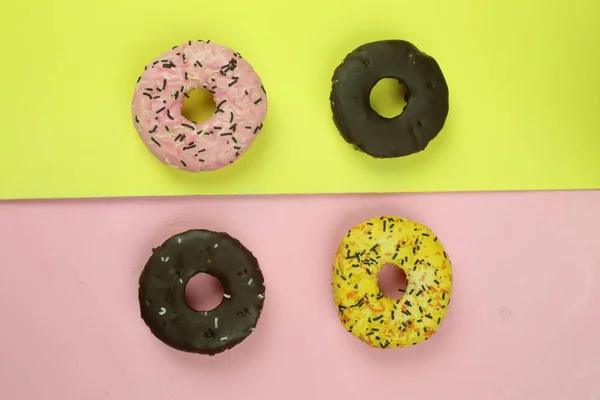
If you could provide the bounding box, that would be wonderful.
[131,40,267,172]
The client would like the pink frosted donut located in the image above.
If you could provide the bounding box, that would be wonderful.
[131,40,267,172]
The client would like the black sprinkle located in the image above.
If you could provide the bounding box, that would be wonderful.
[416,290,423,297]
[167,110,174,120]
[244,90,249,96]
[230,123,237,132]
[419,306,423,313]
[260,85,266,94]
[180,160,187,167]
[228,77,239,87]
[442,292,446,300]
[383,220,387,232]
[369,244,379,254]
[231,136,238,144]
[215,100,226,113]
[404,300,412,306]
[197,149,206,153]
[373,315,383,321]
[151,138,161,146]
[183,143,197,151]
[143,92,152,99]
[195,61,203,68]
[135,116,139,123]
[443,251,448,258]
[391,311,395,320]
[438,317,441,324]
[155,107,165,114]
[181,123,194,130]
[136,76,141,83]
[174,134,184,142]
[253,98,263,105]
[149,125,158,133]
[402,310,411,316]
[220,132,233,136]
[425,314,433,319]
[351,298,365,308]
[365,331,375,336]
[434,279,440,285]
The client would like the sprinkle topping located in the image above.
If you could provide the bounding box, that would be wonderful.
[332,216,453,349]
[132,40,268,172]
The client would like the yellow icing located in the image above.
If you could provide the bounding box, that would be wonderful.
[332,216,452,348]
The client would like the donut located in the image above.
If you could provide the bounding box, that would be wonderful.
[332,216,452,348]
[330,40,449,158]
[132,40,267,172]
[138,229,266,355]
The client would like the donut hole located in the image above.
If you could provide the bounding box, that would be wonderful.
[181,88,216,124]
[377,264,408,300]
[369,78,409,119]
[184,273,223,312]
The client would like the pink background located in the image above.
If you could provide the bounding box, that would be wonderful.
[1,191,599,399]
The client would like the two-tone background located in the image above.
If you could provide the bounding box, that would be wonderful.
[1,0,599,399]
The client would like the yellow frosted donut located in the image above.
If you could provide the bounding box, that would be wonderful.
[332,216,452,348]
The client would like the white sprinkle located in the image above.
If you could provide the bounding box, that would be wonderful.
[177,238,182,244]
[160,256,165,262]
[214,243,219,248]
[223,293,231,299]
[257,294,264,299]
[165,256,169,262]
[248,278,253,285]
[219,336,228,341]
[158,307,166,316]
[179,278,183,284]
[214,317,219,328]
[249,327,255,332]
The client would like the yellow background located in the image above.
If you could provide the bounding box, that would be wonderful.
[1,0,599,199]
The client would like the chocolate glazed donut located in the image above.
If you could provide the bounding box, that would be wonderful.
[138,229,265,355]
[330,40,449,158]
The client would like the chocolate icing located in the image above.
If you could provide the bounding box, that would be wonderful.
[330,40,449,158]
[138,229,265,355]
